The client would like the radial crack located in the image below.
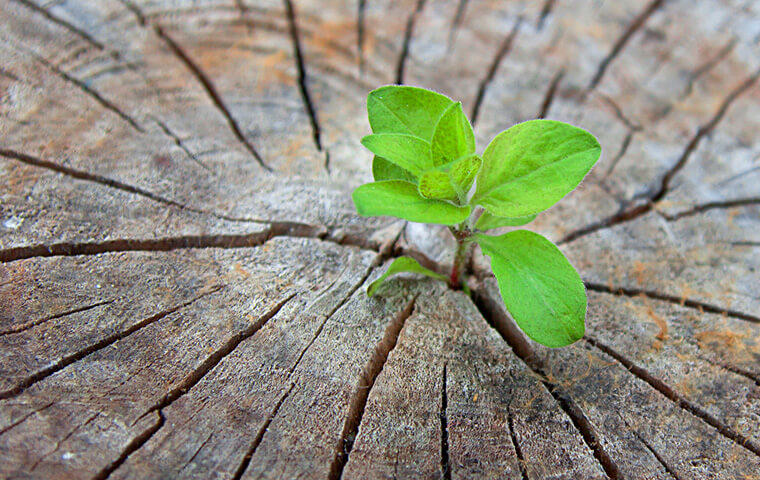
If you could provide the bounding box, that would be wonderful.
[0,148,275,225]
[439,363,451,480]
[663,196,760,221]
[152,118,211,171]
[153,25,271,171]
[587,0,665,91]
[585,281,760,324]
[96,295,294,479]
[0,286,223,400]
[357,0,367,73]
[447,0,468,51]
[507,411,529,480]
[11,0,106,51]
[470,17,522,125]
[396,0,427,85]
[284,0,323,154]
[0,300,112,336]
[537,0,557,30]
[472,287,621,479]
[631,430,682,480]
[559,67,760,245]
[682,38,736,98]
[585,336,760,458]
[31,53,143,133]
[537,68,564,119]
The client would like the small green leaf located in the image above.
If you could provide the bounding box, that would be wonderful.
[362,134,432,177]
[472,120,601,217]
[367,86,454,141]
[353,180,471,225]
[418,170,457,201]
[448,154,481,196]
[418,155,481,203]
[475,230,586,347]
[475,212,537,231]
[367,256,448,296]
[431,102,475,166]
[372,156,415,182]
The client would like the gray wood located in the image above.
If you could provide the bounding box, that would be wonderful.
[1,0,759,478]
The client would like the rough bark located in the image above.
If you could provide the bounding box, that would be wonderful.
[1,0,758,478]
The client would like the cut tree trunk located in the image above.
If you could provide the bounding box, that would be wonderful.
[1,0,759,478]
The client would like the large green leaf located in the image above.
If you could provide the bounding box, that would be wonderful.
[353,180,471,225]
[472,120,601,217]
[475,212,536,231]
[362,134,432,177]
[475,230,586,347]
[372,156,415,182]
[367,85,454,140]
[367,256,448,296]
[431,102,475,166]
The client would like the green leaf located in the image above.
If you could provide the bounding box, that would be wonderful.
[367,256,447,296]
[418,170,457,201]
[367,85,454,141]
[472,120,601,217]
[475,212,536,231]
[362,134,432,177]
[431,102,475,166]
[418,155,482,203]
[475,230,586,347]
[372,156,415,182]
[448,154,481,196]
[353,180,471,225]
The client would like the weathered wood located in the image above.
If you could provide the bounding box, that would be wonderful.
[1,0,759,478]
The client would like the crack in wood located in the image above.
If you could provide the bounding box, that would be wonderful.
[97,295,293,479]
[602,131,634,181]
[537,68,565,119]
[93,411,164,480]
[537,0,557,30]
[585,336,760,458]
[0,300,112,336]
[600,94,643,132]
[0,286,223,401]
[663,196,760,221]
[231,381,296,480]
[30,412,100,471]
[682,37,737,99]
[29,52,143,133]
[329,296,416,480]
[695,353,760,389]
[152,117,211,171]
[116,0,146,26]
[11,0,106,51]
[0,401,54,437]
[395,0,427,85]
[153,25,272,171]
[585,281,760,324]
[587,0,665,92]
[284,0,324,156]
[618,416,684,480]
[507,410,529,480]
[470,16,522,126]
[447,0,468,52]
[0,66,21,82]
[439,363,451,480]
[0,148,280,227]
[559,67,760,245]
[357,0,367,74]
[472,287,621,479]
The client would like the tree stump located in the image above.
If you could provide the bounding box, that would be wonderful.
[1,0,759,478]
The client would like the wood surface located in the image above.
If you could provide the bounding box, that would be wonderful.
[1,0,759,478]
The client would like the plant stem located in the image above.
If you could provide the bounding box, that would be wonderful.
[448,224,471,290]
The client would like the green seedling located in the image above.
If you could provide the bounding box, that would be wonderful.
[353,86,601,348]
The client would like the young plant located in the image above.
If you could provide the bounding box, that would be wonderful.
[353,86,600,348]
